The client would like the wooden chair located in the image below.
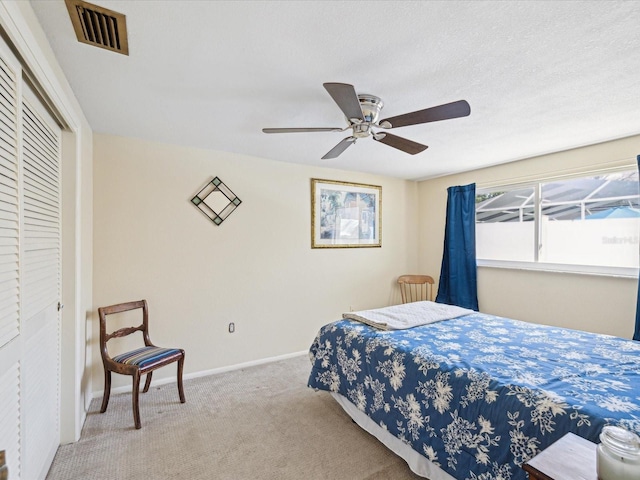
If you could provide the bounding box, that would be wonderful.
[98,300,185,429]
[397,275,435,303]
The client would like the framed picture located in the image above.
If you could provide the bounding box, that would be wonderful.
[311,178,382,248]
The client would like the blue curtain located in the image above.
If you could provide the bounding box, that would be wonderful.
[634,155,640,341]
[435,183,479,311]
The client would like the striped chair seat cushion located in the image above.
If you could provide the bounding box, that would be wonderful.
[112,346,181,368]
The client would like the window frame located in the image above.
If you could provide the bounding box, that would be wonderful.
[476,168,640,278]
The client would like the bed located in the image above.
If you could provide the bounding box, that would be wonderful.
[307,302,640,480]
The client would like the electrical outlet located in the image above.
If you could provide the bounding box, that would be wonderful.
[228,322,235,333]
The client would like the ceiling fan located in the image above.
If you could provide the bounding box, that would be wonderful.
[262,83,470,160]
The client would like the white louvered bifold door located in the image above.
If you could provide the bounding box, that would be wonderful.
[22,100,60,320]
[0,35,62,480]
[0,56,19,350]
[20,92,61,480]
[0,50,21,480]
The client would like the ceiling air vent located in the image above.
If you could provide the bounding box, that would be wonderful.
[65,0,129,55]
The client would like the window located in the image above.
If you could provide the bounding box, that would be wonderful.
[476,169,640,274]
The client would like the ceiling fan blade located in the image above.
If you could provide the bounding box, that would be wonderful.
[373,132,428,155]
[321,136,357,159]
[378,100,470,129]
[323,83,364,122]
[262,127,343,133]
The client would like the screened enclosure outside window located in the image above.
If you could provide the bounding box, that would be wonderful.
[476,170,640,271]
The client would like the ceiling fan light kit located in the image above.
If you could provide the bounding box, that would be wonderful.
[263,82,470,160]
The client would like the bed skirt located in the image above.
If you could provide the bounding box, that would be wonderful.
[330,392,456,480]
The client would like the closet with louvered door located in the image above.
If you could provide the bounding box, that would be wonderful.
[0,35,62,480]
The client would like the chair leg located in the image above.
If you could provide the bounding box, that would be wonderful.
[132,370,142,429]
[100,369,111,413]
[177,354,186,403]
[142,372,153,393]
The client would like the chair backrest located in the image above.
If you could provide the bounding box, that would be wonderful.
[397,275,435,303]
[98,300,152,361]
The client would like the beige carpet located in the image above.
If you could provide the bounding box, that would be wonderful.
[46,354,424,480]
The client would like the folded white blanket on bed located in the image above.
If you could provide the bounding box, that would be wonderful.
[343,301,474,330]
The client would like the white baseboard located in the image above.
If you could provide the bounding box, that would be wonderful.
[92,350,308,399]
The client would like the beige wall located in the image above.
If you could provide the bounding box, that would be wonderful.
[93,134,418,391]
[418,134,640,338]
[94,132,640,394]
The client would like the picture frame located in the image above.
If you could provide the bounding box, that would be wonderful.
[190,177,242,225]
[311,178,382,248]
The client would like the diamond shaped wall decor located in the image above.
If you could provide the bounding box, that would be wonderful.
[191,177,242,225]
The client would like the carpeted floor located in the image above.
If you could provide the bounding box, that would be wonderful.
[46,354,424,479]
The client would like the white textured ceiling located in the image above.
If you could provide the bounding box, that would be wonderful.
[30,0,640,180]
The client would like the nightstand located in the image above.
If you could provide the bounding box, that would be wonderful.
[522,432,597,480]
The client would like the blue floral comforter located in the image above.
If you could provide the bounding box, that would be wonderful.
[308,313,640,480]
